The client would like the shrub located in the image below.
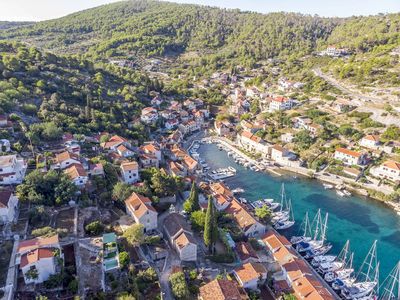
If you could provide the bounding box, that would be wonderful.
[85,221,104,236]
[119,251,130,269]
[169,271,190,300]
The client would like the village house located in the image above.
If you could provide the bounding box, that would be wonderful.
[215,120,234,136]
[359,135,381,149]
[225,199,266,237]
[167,130,183,145]
[120,161,139,184]
[125,192,157,233]
[163,213,197,261]
[0,155,27,185]
[141,107,159,124]
[371,160,400,183]
[321,45,348,57]
[168,161,187,177]
[141,142,162,164]
[53,151,80,170]
[179,120,200,136]
[235,242,259,264]
[209,182,234,211]
[306,123,323,137]
[101,135,131,151]
[64,163,88,187]
[16,235,63,284]
[237,131,271,157]
[269,97,293,112]
[89,163,104,177]
[233,262,267,290]
[199,279,247,300]
[116,144,135,158]
[334,148,367,166]
[169,145,188,161]
[181,154,199,175]
[151,95,163,107]
[261,230,297,270]
[165,118,179,130]
[0,190,18,223]
[0,139,11,152]
[270,145,296,163]
[332,99,355,113]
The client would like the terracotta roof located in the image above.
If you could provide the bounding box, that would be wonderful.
[55,151,79,163]
[117,144,129,153]
[0,190,12,208]
[262,231,297,264]
[273,96,288,103]
[0,155,16,167]
[234,262,267,284]
[175,231,196,249]
[210,182,233,199]
[335,147,361,158]
[292,274,334,300]
[236,242,258,261]
[120,161,138,172]
[125,192,156,219]
[182,155,198,171]
[283,258,312,281]
[225,199,258,232]
[363,135,380,142]
[101,135,127,149]
[18,235,59,254]
[383,160,400,171]
[64,163,87,179]
[141,143,160,154]
[272,144,285,152]
[20,248,55,268]
[199,279,243,300]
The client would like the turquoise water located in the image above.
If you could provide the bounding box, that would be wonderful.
[199,143,400,284]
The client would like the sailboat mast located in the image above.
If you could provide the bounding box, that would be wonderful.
[321,213,329,243]
[312,209,321,240]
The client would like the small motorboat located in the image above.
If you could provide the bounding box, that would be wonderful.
[336,190,346,197]
[311,255,336,267]
[343,189,352,197]
[274,220,295,230]
[323,183,334,189]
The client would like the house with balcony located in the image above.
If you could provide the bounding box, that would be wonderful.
[64,163,88,187]
[16,235,63,284]
[334,148,367,166]
[370,160,400,183]
[359,135,381,149]
[0,155,27,185]
[269,97,293,112]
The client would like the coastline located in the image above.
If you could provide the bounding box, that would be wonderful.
[205,136,400,215]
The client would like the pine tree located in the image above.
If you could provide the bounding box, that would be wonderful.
[183,182,199,213]
[204,196,213,250]
[211,198,218,254]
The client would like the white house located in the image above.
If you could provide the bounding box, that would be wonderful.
[125,192,157,233]
[334,148,367,166]
[233,262,267,290]
[269,97,293,111]
[163,213,197,261]
[270,145,289,162]
[141,107,159,124]
[237,131,270,157]
[210,182,234,211]
[359,135,380,149]
[101,135,131,151]
[0,190,18,223]
[120,161,139,184]
[17,235,62,284]
[116,144,135,158]
[371,160,400,183]
[0,155,27,185]
[53,151,80,170]
[64,163,88,187]
[0,139,11,152]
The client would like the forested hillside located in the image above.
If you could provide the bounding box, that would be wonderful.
[0,0,339,64]
[0,41,159,140]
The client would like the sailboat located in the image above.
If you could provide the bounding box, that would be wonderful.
[341,240,380,300]
[318,240,350,275]
[378,261,400,300]
[313,239,350,269]
[274,198,295,230]
[297,210,332,257]
[327,252,355,284]
[272,183,290,223]
[291,212,312,245]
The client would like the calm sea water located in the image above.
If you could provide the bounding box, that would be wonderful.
[199,143,400,284]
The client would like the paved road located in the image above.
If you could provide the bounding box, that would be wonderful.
[313,68,400,125]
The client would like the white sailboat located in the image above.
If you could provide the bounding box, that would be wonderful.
[291,211,312,245]
[274,198,295,230]
[272,183,290,223]
[378,261,400,300]
[318,240,350,274]
[327,252,355,284]
[341,240,380,300]
[297,210,332,256]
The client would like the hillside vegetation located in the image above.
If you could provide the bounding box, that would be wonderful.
[0,41,158,140]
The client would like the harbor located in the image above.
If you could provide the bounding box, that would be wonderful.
[198,142,400,297]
